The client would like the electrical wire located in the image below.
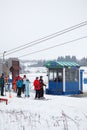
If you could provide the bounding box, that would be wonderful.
[1,20,87,57]
[18,35,87,58]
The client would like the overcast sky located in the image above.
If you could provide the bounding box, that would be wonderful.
[0,0,87,60]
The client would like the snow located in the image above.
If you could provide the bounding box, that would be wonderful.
[0,72,87,130]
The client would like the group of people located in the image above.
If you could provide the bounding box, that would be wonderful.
[0,73,12,96]
[0,74,30,98]
[33,76,46,99]
[16,75,30,97]
[0,73,46,99]
[16,75,46,99]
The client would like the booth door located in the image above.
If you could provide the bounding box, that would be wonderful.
[49,69,63,94]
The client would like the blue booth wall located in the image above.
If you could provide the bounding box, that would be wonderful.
[46,81,80,95]
[84,78,87,84]
[64,82,80,94]
[47,81,63,95]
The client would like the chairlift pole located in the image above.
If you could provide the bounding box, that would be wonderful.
[3,51,6,75]
[2,51,7,96]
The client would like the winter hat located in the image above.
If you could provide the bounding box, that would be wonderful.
[24,75,26,78]
[36,77,39,79]
[40,76,43,78]
[26,79,29,81]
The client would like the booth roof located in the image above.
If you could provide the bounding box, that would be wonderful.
[44,61,80,68]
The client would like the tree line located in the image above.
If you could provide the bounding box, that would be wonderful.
[0,56,87,74]
[29,56,87,67]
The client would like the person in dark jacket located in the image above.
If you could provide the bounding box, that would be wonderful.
[22,75,26,93]
[39,76,46,98]
[0,73,5,96]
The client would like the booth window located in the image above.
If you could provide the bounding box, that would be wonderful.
[49,70,57,81]
[49,69,63,82]
[49,70,54,81]
[58,72,62,82]
[65,68,79,82]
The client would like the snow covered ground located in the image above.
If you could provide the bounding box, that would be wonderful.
[0,72,87,130]
[0,89,87,130]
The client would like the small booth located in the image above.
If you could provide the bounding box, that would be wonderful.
[45,61,83,95]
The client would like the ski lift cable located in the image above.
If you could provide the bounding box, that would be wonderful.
[0,20,87,57]
[18,35,87,58]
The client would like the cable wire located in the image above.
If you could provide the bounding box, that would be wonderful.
[1,20,87,57]
[18,35,87,58]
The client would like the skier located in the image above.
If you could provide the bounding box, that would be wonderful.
[16,78,23,97]
[8,76,12,92]
[39,76,46,98]
[25,79,30,97]
[22,75,26,93]
[33,77,41,99]
[0,73,5,96]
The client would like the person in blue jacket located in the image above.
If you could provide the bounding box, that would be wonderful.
[25,79,30,97]
[16,78,23,97]
[8,76,12,92]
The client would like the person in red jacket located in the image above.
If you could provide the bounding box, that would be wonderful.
[33,77,41,99]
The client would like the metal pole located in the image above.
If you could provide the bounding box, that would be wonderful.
[3,51,6,96]
[3,51,6,75]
